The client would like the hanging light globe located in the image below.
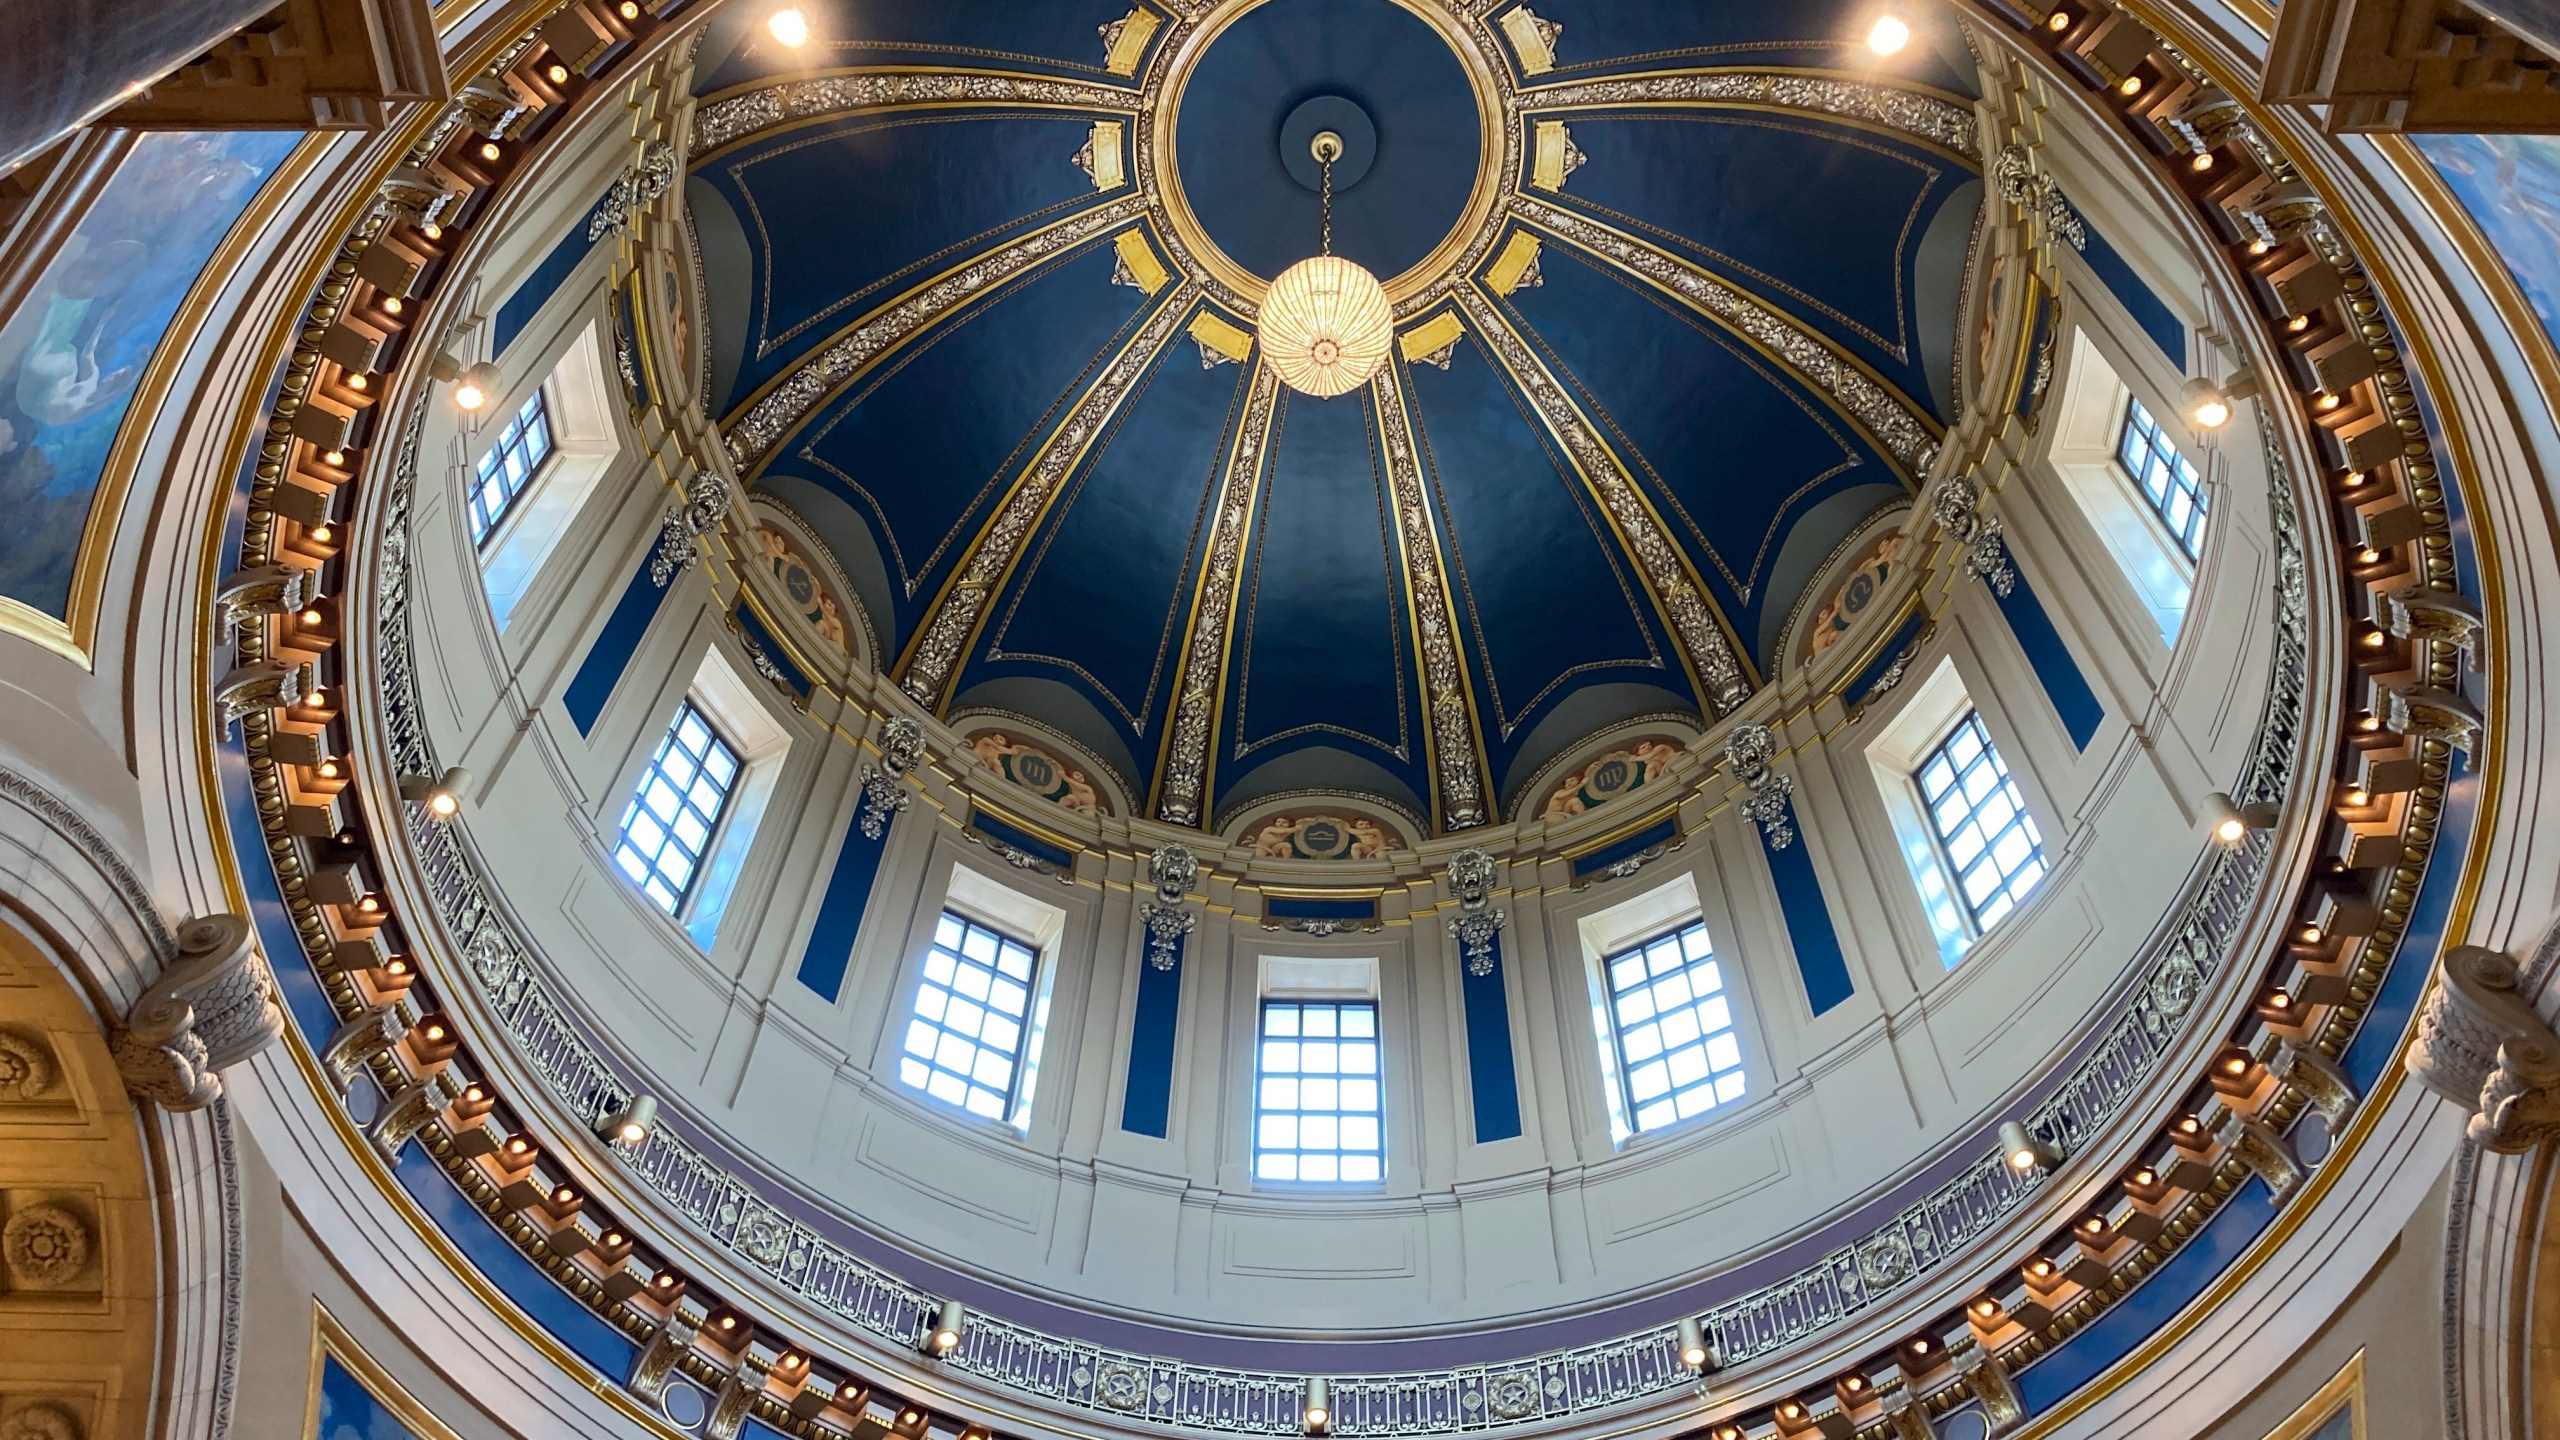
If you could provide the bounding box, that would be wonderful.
[1258,132,1394,398]
[1261,255,1393,398]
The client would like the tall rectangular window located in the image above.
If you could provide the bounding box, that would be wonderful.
[1915,711,2047,934]
[1602,920,1746,1135]
[612,700,741,915]
[2115,397,2207,561]
[469,389,556,544]
[1254,1000,1384,1183]
[900,911,1041,1123]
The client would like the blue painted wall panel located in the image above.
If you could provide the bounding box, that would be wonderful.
[1120,937,1185,1137]
[1460,935,1523,1143]
[494,213,603,358]
[564,558,672,736]
[1993,568,2105,750]
[796,812,891,1001]
[2078,222,2186,366]
[1762,797,1856,1015]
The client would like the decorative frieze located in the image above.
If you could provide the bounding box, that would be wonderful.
[693,73,1139,155]
[1522,73,1980,159]
[1158,369,1278,826]
[1373,362,1491,826]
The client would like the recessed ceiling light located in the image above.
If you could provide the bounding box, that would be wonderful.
[1866,14,1912,56]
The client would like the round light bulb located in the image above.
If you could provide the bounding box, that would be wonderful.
[1866,14,1911,55]
[2215,816,2246,844]
[767,7,810,45]
[547,62,570,83]
[453,380,487,411]
[2192,396,2231,429]
[2119,74,2143,95]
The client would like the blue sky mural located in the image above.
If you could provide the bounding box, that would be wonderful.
[2417,133,2560,350]
[0,129,297,623]
[315,1353,425,1440]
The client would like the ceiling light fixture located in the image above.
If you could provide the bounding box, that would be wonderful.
[1999,1120,2059,1173]
[1302,1379,1331,1435]
[2204,790,2278,845]
[2182,369,2258,429]
[767,7,811,46]
[1866,12,1912,55]
[1259,132,1393,399]
[1676,1317,1711,1371]
[924,1299,966,1357]
[597,1094,659,1145]
[399,766,473,819]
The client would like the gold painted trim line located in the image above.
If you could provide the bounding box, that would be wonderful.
[307,1303,472,1440]
[722,196,1148,464]
[1517,67,1982,163]
[1457,282,1764,710]
[690,68,1143,159]
[1150,363,1277,824]
[2260,1349,2365,1440]
[1558,803,1684,863]
[897,284,1201,706]
[1510,199,1945,472]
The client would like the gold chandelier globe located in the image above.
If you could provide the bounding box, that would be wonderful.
[1260,254,1394,398]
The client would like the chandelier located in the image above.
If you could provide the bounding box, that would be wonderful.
[1258,131,1394,398]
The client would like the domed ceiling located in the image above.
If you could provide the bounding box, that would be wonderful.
[685,0,1984,833]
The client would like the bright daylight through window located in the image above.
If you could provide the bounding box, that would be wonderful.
[2116,396,2208,561]
[1916,711,2047,934]
[1255,999,1385,1183]
[901,912,1042,1123]
[611,700,741,915]
[468,388,555,543]
[1602,919,1747,1134]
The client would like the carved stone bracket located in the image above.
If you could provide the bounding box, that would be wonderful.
[369,1072,460,1159]
[2383,585,2485,672]
[1957,1345,2026,1434]
[2217,1110,2308,1195]
[1993,144,2087,252]
[1964,517,2018,597]
[2380,682,2484,756]
[2271,1042,2358,1126]
[2410,944,2560,1153]
[589,139,680,241]
[1140,843,1200,970]
[856,716,925,840]
[109,914,284,1111]
[215,563,318,628]
[1725,724,1798,850]
[707,1360,765,1440]
[629,1308,700,1402]
[650,471,734,587]
[1445,847,1506,976]
[214,660,317,735]
[319,1003,410,1096]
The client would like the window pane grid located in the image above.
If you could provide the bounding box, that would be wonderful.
[1916,711,2047,934]
[2115,397,2207,560]
[898,912,1040,1123]
[1603,920,1748,1135]
[611,700,741,916]
[1254,1000,1384,1183]
[469,389,556,543]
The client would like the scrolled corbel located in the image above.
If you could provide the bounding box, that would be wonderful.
[2382,586,2485,673]
[213,659,317,735]
[215,564,318,628]
[110,914,284,1111]
[2410,945,2560,1153]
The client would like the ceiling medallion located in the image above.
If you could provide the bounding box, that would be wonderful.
[1259,131,1394,397]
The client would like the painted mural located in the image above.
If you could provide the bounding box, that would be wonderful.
[968,730,1104,815]
[752,517,852,656]
[2418,133,2560,349]
[0,130,298,623]
[314,1353,424,1440]
[1802,531,1903,664]
[1537,737,1683,822]
[1251,812,1398,860]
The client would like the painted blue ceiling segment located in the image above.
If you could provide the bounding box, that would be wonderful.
[776,240,1149,653]
[694,0,1983,834]
[1173,0,1481,284]
[692,0,1143,96]
[1517,0,1977,96]
[1214,386,1433,818]
[1405,332,1687,771]
[700,112,1120,414]
[960,318,1252,757]
[1499,246,1899,666]
[1541,113,1963,406]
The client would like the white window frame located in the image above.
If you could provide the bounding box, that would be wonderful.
[1867,659,2048,966]
[609,696,743,916]
[1576,874,1759,1147]
[2041,327,2208,646]
[604,645,790,947]
[897,864,1066,1135]
[477,320,623,631]
[1252,955,1386,1188]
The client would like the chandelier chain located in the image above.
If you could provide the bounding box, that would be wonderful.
[1320,155,1333,257]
